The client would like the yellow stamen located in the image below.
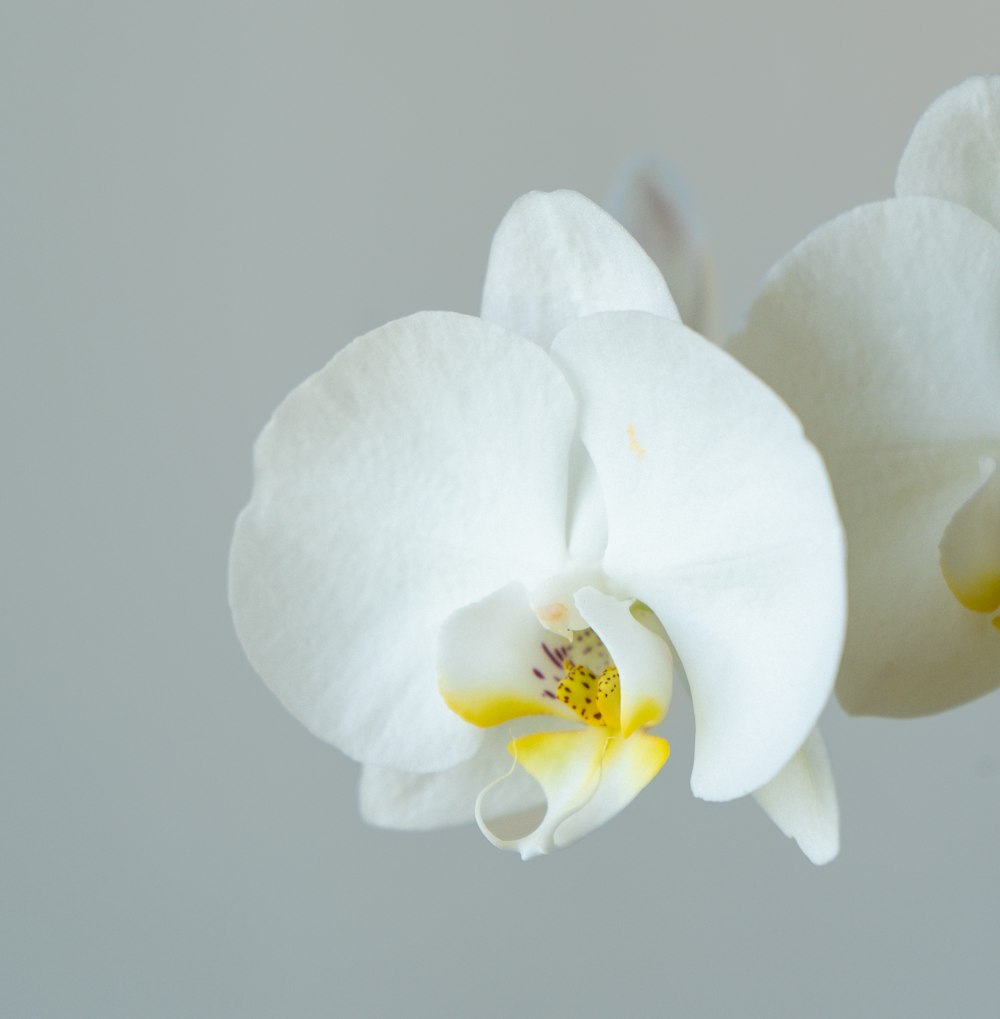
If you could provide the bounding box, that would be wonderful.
[557,660,622,730]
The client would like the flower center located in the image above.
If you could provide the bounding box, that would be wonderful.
[556,659,621,729]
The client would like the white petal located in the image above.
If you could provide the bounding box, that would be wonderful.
[730,199,1000,715]
[830,448,1000,716]
[939,458,1000,614]
[753,727,839,866]
[730,199,1000,451]
[896,76,1000,231]
[552,312,846,800]
[230,311,576,772]
[608,157,719,340]
[481,190,679,348]
[476,729,669,859]
[573,586,673,737]
[437,583,580,728]
[359,727,544,831]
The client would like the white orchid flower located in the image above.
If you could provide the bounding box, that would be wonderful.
[230,190,845,862]
[731,76,1000,718]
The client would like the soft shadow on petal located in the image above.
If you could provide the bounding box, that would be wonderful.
[481,190,679,348]
[753,727,839,865]
[607,156,719,340]
[895,75,1000,231]
[230,312,575,773]
[552,312,846,800]
[476,729,669,859]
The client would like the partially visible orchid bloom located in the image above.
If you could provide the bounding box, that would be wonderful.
[608,157,720,342]
[230,191,846,862]
[731,76,1000,717]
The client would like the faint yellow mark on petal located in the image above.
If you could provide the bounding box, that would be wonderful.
[992,616,1000,632]
[626,425,646,459]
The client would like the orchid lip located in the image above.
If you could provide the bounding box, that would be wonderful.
[437,579,675,857]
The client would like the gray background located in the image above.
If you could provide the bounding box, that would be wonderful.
[5,2,1000,1016]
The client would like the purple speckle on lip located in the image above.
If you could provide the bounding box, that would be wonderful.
[532,667,544,679]
[542,690,557,699]
[542,643,561,667]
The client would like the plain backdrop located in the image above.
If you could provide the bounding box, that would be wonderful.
[4,2,1000,1016]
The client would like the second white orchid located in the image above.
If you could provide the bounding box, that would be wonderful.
[732,76,1000,718]
[230,191,846,862]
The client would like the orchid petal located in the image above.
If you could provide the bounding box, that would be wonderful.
[896,76,1000,231]
[476,729,669,859]
[730,200,1000,450]
[608,157,719,339]
[573,586,673,738]
[229,312,576,772]
[827,448,1000,715]
[552,312,845,800]
[438,583,580,728]
[359,727,544,831]
[753,727,839,865]
[730,200,1000,715]
[481,190,679,348]
[939,459,1000,615]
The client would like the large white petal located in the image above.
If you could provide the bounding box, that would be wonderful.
[230,312,576,772]
[829,447,1000,716]
[359,727,544,831]
[476,728,669,859]
[552,312,845,801]
[753,727,839,866]
[481,190,679,348]
[730,199,1000,715]
[896,76,1000,231]
[608,157,719,340]
[730,199,1000,451]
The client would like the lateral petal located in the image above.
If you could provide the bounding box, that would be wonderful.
[731,199,1000,715]
[552,312,846,800]
[753,727,839,865]
[481,190,679,348]
[896,75,1000,231]
[230,312,575,772]
[476,729,669,859]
